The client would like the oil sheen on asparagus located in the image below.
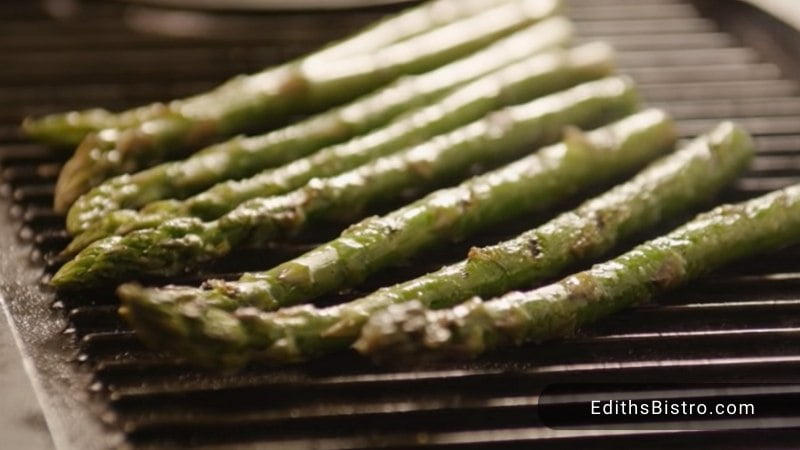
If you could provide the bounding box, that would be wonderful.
[22,0,514,146]
[64,40,611,256]
[111,107,673,309]
[356,178,799,364]
[118,120,755,368]
[63,18,573,238]
[61,23,581,240]
[53,76,638,289]
[48,0,562,213]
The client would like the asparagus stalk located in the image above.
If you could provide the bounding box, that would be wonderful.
[63,18,575,238]
[356,179,799,364]
[22,0,514,147]
[50,0,561,213]
[53,76,639,289]
[108,106,674,310]
[303,0,514,67]
[117,120,754,368]
[64,42,613,255]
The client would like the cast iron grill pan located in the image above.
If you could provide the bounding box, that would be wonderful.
[3,0,800,448]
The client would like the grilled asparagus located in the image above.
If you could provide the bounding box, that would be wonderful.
[65,40,611,252]
[53,77,639,289]
[47,0,561,213]
[22,0,514,147]
[108,107,673,303]
[356,180,799,364]
[60,23,579,240]
[117,121,754,368]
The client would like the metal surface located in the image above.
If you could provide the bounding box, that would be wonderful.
[0,306,53,449]
[3,0,800,448]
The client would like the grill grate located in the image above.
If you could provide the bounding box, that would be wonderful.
[4,0,800,448]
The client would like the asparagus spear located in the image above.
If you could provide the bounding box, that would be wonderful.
[63,18,575,238]
[22,0,514,147]
[117,121,754,368]
[356,180,799,364]
[65,39,605,253]
[53,76,639,289]
[63,45,616,264]
[106,106,674,309]
[50,0,562,213]
[302,0,514,68]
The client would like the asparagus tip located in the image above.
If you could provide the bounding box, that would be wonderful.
[60,212,138,259]
[20,116,36,135]
[118,283,253,369]
[50,235,131,290]
[118,282,194,356]
[51,235,131,290]
[55,135,101,214]
[20,115,59,141]
[49,256,91,290]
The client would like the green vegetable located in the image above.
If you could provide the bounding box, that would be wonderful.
[114,110,675,365]
[22,0,514,147]
[357,167,800,365]
[66,41,610,255]
[45,0,562,213]
[111,109,736,369]
[62,17,574,238]
[54,76,638,289]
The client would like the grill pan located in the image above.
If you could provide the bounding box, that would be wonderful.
[4,0,800,448]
